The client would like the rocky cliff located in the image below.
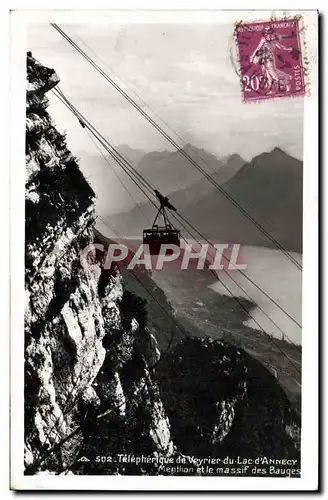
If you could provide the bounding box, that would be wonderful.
[24,53,301,478]
[24,53,173,475]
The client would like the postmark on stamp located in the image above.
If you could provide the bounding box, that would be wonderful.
[235,17,306,102]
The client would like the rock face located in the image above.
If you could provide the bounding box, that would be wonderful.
[24,53,300,477]
[24,54,173,475]
[156,337,301,466]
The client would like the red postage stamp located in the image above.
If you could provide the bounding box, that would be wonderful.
[235,18,305,102]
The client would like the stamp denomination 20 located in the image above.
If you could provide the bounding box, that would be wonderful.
[235,18,305,101]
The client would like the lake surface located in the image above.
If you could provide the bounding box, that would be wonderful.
[151,245,302,347]
[97,219,303,347]
[209,246,302,345]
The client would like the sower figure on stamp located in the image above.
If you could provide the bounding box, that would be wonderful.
[250,26,293,94]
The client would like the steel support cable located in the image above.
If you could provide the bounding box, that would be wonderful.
[52,87,302,359]
[27,92,156,461]
[97,214,301,377]
[55,86,156,195]
[174,211,302,329]
[51,23,302,272]
[170,214,302,355]
[28,210,301,474]
[52,86,302,330]
[71,29,220,167]
[54,87,177,232]
[170,212,302,352]
[54,86,152,194]
[30,90,300,473]
[83,125,153,227]
[96,216,184,355]
[71,29,232,188]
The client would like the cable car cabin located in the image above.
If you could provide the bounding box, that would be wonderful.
[143,224,180,255]
[143,190,180,255]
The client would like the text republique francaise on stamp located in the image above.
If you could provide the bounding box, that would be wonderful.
[235,18,306,101]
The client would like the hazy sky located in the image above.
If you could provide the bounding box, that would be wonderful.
[27,22,304,163]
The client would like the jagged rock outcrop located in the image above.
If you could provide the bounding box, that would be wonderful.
[24,53,174,475]
[156,336,301,474]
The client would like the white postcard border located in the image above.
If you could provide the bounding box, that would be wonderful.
[9,6,318,491]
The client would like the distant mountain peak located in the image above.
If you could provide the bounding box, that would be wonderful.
[272,146,288,156]
[117,144,147,165]
[182,142,193,150]
[226,153,246,164]
[249,147,299,167]
[269,147,300,161]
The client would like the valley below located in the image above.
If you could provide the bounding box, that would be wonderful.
[95,143,303,415]
[95,221,302,414]
[151,245,302,412]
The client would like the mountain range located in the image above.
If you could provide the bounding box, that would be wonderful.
[127,143,245,194]
[104,147,303,253]
[76,144,245,215]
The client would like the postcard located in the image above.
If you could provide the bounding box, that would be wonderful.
[10,7,319,491]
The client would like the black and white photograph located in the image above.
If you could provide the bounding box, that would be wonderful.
[9,7,319,491]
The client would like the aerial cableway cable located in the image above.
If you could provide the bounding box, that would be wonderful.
[54,87,302,330]
[51,23,302,272]
[30,195,301,474]
[52,87,302,368]
[52,86,302,338]
[70,29,213,161]
[170,212,302,352]
[83,125,153,227]
[54,87,156,199]
[88,130,301,355]
[174,211,302,329]
[52,86,302,332]
[168,216,301,353]
[29,89,302,477]
[97,214,301,376]
[71,27,231,187]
